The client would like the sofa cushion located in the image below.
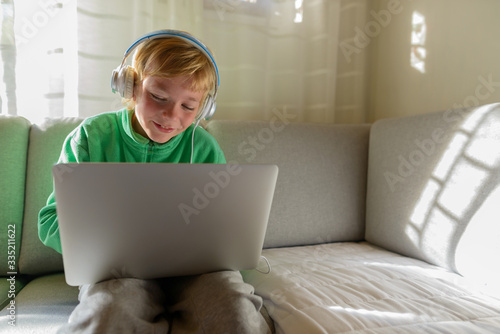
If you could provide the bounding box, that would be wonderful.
[0,116,30,276]
[366,103,500,290]
[19,118,83,275]
[0,275,31,310]
[206,120,370,249]
[0,273,78,332]
[242,242,500,333]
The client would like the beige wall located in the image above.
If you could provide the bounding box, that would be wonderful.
[367,0,500,122]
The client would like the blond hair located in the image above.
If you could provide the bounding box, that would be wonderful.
[124,33,217,118]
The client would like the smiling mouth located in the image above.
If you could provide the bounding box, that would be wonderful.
[154,121,175,133]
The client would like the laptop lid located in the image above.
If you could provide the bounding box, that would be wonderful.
[52,163,278,286]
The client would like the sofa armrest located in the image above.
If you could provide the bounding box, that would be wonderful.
[366,103,500,293]
[0,116,31,277]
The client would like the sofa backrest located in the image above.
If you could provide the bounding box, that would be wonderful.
[18,118,82,276]
[206,119,371,249]
[7,104,499,281]
[11,115,371,276]
[366,103,500,284]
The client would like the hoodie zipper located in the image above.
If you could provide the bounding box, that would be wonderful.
[146,141,154,162]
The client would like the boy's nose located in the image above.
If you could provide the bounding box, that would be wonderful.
[161,104,178,119]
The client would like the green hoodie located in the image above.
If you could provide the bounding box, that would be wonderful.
[38,109,226,253]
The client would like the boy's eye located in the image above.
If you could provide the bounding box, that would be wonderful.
[150,93,165,102]
[182,105,195,112]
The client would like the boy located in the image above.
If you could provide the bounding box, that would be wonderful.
[38,30,271,334]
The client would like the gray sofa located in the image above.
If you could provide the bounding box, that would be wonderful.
[1,103,500,333]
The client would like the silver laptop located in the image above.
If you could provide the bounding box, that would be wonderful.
[52,163,278,286]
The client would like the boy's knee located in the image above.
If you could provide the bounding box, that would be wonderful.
[82,279,166,314]
[202,270,254,292]
[66,278,169,333]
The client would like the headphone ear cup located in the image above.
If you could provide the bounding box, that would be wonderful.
[122,66,136,99]
[111,65,136,98]
[200,95,216,120]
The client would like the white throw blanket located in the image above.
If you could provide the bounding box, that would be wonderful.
[242,242,500,334]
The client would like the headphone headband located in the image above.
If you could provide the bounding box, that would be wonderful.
[120,30,219,89]
[111,29,219,120]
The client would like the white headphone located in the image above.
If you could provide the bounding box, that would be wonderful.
[111,29,219,121]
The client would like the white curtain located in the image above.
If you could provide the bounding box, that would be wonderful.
[0,0,16,115]
[5,0,369,124]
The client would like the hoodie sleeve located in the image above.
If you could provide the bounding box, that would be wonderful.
[38,127,90,254]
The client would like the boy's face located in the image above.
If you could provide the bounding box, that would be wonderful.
[132,75,204,144]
